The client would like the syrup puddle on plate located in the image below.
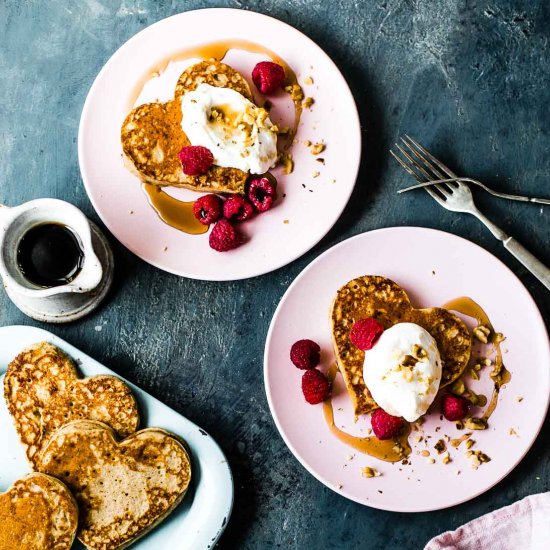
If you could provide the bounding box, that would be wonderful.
[143,184,208,235]
[322,296,511,462]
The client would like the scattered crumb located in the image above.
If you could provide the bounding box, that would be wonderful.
[421,450,430,457]
[361,466,380,478]
[434,439,446,454]
[163,246,168,251]
[456,470,461,476]
[442,452,452,465]
[303,97,315,109]
[283,219,289,225]
[336,484,343,490]
[516,396,524,403]
[94,325,102,332]
[316,157,325,164]
[284,83,304,102]
[310,142,325,155]
[304,76,314,85]
[509,428,518,437]
[129,210,134,214]
[280,153,294,174]
[312,171,320,178]
[303,140,312,146]
[427,458,435,464]
[465,439,475,450]
[346,454,354,461]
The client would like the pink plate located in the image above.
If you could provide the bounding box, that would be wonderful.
[264,227,550,511]
[78,8,360,280]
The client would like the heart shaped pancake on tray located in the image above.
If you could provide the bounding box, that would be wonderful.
[121,60,249,193]
[0,473,78,550]
[3,342,139,468]
[37,420,192,550]
[331,275,472,416]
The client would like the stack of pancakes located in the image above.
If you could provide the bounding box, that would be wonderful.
[1,342,192,550]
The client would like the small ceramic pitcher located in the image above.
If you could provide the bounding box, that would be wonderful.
[0,198,103,298]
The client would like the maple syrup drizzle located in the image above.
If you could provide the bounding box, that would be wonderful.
[322,364,412,462]
[443,296,511,421]
[143,184,208,235]
[128,39,302,146]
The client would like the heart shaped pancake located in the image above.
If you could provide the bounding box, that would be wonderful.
[121,60,249,193]
[4,342,139,468]
[0,473,78,550]
[37,420,192,550]
[331,275,471,416]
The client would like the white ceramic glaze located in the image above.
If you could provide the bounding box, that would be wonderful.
[0,199,102,297]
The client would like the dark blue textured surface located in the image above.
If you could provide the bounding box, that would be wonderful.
[1,1,549,548]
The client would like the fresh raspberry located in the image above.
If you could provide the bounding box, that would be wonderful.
[371,409,404,440]
[350,318,384,351]
[301,369,331,404]
[209,219,244,252]
[193,194,223,225]
[179,145,214,176]
[247,177,277,212]
[252,61,286,94]
[441,394,470,421]
[223,195,255,222]
[290,339,320,370]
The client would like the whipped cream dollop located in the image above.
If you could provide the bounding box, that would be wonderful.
[180,83,278,174]
[363,323,442,422]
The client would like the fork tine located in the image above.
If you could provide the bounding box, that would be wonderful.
[391,145,449,203]
[393,144,451,200]
[389,149,425,182]
[398,138,454,196]
[403,135,458,178]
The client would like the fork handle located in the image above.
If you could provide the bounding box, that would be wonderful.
[503,237,550,291]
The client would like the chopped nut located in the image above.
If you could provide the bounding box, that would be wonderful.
[312,171,320,178]
[414,435,423,443]
[464,417,488,430]
[451,379,465,396]
[284,83,304,102]
[421,450,430,457]
[434,439,447,454]
[361,466,380,478]
[509,428,518,436]
[280,153,294,174]
[473,325,491,344]
[310,142,326,155]
[455,420,464,430]
[303,97,315,109]
[427,458,436,464]
[303,140,312,146]
[465,439,475,450]
[283,219,289,224]
[304,75,314,85]
[442,452,452,465]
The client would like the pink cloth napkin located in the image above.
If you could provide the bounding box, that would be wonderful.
[424,492,550,550]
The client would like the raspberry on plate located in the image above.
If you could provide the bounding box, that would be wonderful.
[193,194,223,225]
[179,145,214,176]
[290,339,320,370]
[209,219,243,252]
[441,394,470,421]
[252,61,286,94]
[371,408,404,440]
[247,177,277,212]
[223,195,255,222]
[302,369,331,404]
[350,318,384,351]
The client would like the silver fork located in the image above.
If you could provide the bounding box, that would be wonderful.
[391,135,550,291]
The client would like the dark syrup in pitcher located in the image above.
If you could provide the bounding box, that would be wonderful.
[17,223,84,287]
